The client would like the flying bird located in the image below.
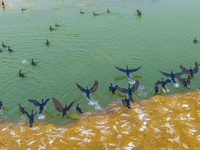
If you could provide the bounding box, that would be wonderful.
[115,65,141,78]
[175,75,191,89]
[76,103,83,113]
[155,78,171,93]
[19,103,26,114]
[24,109,37,127]
[159,70,183,84]
[180,62,198,78]
[28,98,49,114]
[154,84,159,94]
[109,83,117,95]
[122,95,131,109]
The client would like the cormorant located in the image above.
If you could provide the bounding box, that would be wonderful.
[49,25,55,30]
[0,49,3,52]
[107,9,110,13]
[154,84,159,94]
[55,22,60,27]
[76,80,98,99]
[115,65,141,78]
[18,70,25,78]
[80,10,85,14]
[2,42,6,48]
[180,62,198,78]
[122,95,130,109]
[109,83,117,95]
[24,109,37,127]
[155,78,171,93]
[8,46,14,52]
[159,70,183,83]
[0,101,2,110]
[2,0,4,5]
[194,37,197,43]
[19,103,25,114]
[28,98,49,114]
[175,75,190,89]
[21,8,26,11]
[93,12,98,16]
[137,10,141,15]
[31,59,36,66]
[46,39,49,46]
[116,80,139,103]
[76,103,83,113]
[52,97,75,119]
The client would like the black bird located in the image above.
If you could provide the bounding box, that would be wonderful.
[194,37,197,43]
[31,59,36,66]
[159,70,183,84]
[8,46,14,52]
[155,78,171,93]
[137,10,141,15]
[55,22,60,27]
[21,8,26,11]
[52,97,75,119]
[28,98,49,114]
[18,70,25,78]
[116,80,139,103]
[115,65,141,78]
[154,84,159,94]
[180,62,198,78]
[93,12,98,16]
[107,9,110,13]
[49,25,55,30]
[80,10,85,14]
[175,75,191,89]
[76,80,98,99]
[109,83,117,95]
[46,39,49,46]
[0,49,3,52]
[2,0,4,5]
[19,103,25,114]
[76,103,83,113]
[0,101,2,110]
[2,42,6,48]
[122,95,130,109]
[24,109,37,127]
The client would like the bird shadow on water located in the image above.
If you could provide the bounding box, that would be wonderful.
[56,113,79,122]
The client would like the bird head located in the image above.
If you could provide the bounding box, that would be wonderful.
[126,65,128,69]
[170,69,173,73]
[18,70,21,72]
[161,78,163,81]
[110,83,112,86]
[86,86,88,90]
[47,39,49,41]
[189,66,192,69]
[77,103,79,106]
[55,22,57,24]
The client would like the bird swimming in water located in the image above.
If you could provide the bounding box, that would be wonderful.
[109,83,117,95]
[93,12,98,16]
[2,0,4,5]
[122,95,131,109]
[55,22,60,27]
[2,42,6,48]
[0,49,3,52]
[49,25,55,30]
[76,80,98,99]
[24,109,37,127]
[31,59,36,66]
[46,39,49,46]
[0,101,2,110]
[107,9,110,13]
[115,65,141,78]
[137,10,141,15]
[8,46,13,52]
[180,62,198,78]
[154,84,159,94]
[175,75,190,89]
[21,8,26,11]
[28,98,49,114]
[18,70,25,78]
[116,80,139,103]
[76,103,83,113]
[19,103,25,114]
[155,78,171,93]
[52,97,75,119]
[159,70,183,84]
[80,10,85,14]
[194,37,197,43]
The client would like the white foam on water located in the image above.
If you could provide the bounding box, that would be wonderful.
[173,83,179,88]
[128,79,135,85]
[22,59,28,64]
[162,87,169,93]
[0,109,2,114]
[37,114,46,120]
[88,99,101,110]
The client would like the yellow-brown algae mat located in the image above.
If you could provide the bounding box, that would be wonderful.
[1,90,200,149]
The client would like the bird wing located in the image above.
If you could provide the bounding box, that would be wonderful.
[52,97,64,112]
[115,66,126,72]
[174,75,183,84]
[163,79,171,85]
[34,112,38,117]
[90,80,98,93]
[193,62,199,74]
[180,65,190,74]
[122,99,127,107]
[24,110,30,119]
[43,98,49,106]
[187,75,191,86]
[131,80,139,92]
[116,86,129,93]
[174,72,184,76]
[129,67,141,73]
[155,81,161,86]
[76,83,86,92]
[28,99,40,106]
[159,70,171,77]
[66,100,75,111]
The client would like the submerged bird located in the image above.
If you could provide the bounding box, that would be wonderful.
[52,97,75,119]
[24,109,37,127]
[49,25,55,30]
[180,62,198,78]
[46,39,49,46]
[115,65,141,78]
[76,80,98,99]
[80,10,85,14]
[8,46,13,52]
[55,22,60,27]
[2,42,6,48]
[194,37,197,43]
[155,78,171,93]
[0,101,2,110]
[93,12,98,16]
[76,103,83,113]
[107,9,110,13]
[31,59,36,66]
[109,83,117,95]
[159,70,183,83]
[122,95,130,109]
[18,70,25,78]
[116,80,139,103]
[19,103,25,114]
[175,75,191,89]
[137,10,141,15]
[28,98,49,114]
[154,84,159,94]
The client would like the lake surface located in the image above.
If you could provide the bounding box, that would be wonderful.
[0,0,200,126]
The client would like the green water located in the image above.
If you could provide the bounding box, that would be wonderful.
[0,0,200,125]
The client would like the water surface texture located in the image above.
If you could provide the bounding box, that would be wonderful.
[0,0,200,125]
